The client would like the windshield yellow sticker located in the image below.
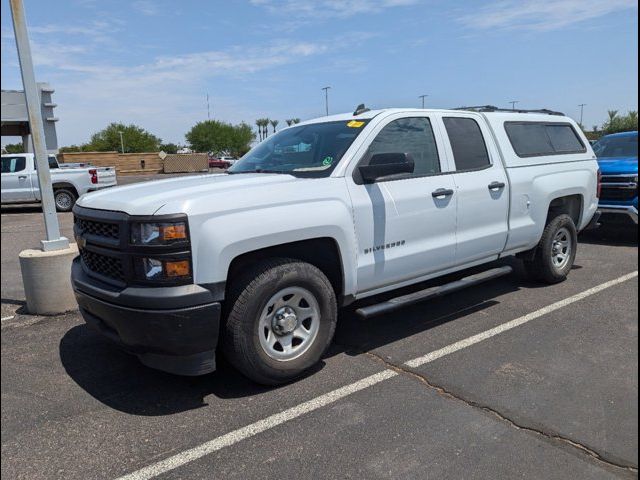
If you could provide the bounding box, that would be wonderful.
[347,120,365,128]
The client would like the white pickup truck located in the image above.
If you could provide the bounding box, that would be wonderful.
[1,153,117,212]
[71,106,600,384]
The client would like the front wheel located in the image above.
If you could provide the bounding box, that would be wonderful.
[222,259,337,385]
[53,188,77,212]
[525,214,577,284]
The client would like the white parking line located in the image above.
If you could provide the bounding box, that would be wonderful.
[117,270,638,480]
[1,315,15,322]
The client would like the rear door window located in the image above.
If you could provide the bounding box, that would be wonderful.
[505,122,585,157]
[443,117,491,170]
[1,156,26,173]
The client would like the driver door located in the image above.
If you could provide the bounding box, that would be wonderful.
[346,114,458,294]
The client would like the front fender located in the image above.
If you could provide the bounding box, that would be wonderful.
[190,199,358,296]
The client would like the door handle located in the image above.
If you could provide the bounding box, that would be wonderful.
[488,181,506,191]
[432,188,454,198]
[18,175,27,180]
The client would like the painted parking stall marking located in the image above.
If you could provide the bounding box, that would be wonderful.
[117,271,638,480]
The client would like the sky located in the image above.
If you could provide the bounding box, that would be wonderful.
[1,0,638,147]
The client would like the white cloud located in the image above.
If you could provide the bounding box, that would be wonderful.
[251,0,419,19]
[132,0,160,16]
[2,34,330,144]
[458,0,638,31]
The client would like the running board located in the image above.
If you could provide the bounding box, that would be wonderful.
[355,266,513,318]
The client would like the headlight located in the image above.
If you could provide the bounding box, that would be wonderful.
[139,257,191,281]
[131,221,188,245]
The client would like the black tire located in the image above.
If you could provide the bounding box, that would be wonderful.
[222,258,337,385]
[524,214,577,284]
[53,188,77,212]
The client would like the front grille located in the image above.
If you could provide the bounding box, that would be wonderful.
[601,175,637,184]
[601,187,638,201]
[80,249,125,282]
[75,217,120,240]
[600,175,638,201]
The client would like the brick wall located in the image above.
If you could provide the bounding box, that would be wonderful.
[58,151,163,175]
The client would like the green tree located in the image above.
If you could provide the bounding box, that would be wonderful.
[59,144,87,153]
[185,120,255,157]
[255,119,263,141]
[270,119,279,133]
[257,118,270,140]
[159,142,179,154]
[2,143,24,154]
[602,110,638,135]
[86,122,161,152]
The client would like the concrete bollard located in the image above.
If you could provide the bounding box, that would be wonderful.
[19,243,79,315]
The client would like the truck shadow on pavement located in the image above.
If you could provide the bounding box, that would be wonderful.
[58,260,542,416]
[579,221,638,247]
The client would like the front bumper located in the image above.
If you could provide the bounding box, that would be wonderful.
[72,257,221,375]
[598,204,638,224]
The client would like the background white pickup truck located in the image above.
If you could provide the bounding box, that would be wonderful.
[71,106,600,384]
[1,153,117,211]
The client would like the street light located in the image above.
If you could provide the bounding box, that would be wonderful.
[418,94,429,108]
[509,100,519,110]
[322,86,331,116]
[119,131,125,154]
[578,103,586,126]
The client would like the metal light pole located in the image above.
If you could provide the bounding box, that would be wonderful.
[207,93,211,120]
[322,86,331,116]
[509,100,519,110]
[419,94,428,108]
[10,0,67,251]
[578,103,586,126]
[119,131,125,154]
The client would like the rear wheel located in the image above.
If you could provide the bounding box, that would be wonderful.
[223,258,337,385]
[525,214,577,284]
[53,188,77,212]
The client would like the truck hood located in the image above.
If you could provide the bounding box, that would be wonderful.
[77,173,307,215]
[597,157,638,176]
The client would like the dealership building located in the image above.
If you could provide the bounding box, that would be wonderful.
[1,83,59,153]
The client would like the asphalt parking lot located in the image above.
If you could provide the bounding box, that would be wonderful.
[1,179,638,479]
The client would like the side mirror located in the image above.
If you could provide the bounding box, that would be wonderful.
[358,153,414,183]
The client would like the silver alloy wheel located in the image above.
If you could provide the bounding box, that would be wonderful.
[258,286,320,361]
[551,227,572,269]
[55,191,73,211]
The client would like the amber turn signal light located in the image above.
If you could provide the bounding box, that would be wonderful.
[165,260,190,277]
[161,223,187,241]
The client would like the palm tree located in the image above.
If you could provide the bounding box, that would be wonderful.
[270,119,279,133]
[285,119,293,127]
[255,119,263,141]
[291,118,301,125]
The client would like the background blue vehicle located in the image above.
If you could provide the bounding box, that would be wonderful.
[593,131,638,224]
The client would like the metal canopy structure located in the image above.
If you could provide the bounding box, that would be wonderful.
[1,83,59,152]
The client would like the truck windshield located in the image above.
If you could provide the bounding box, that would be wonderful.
[593,135,638,158]
[229,120,369,177]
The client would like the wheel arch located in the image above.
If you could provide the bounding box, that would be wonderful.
[52,182,79,198]
[226,237,347,304]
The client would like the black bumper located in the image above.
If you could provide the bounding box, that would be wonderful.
[72,257,221,376]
